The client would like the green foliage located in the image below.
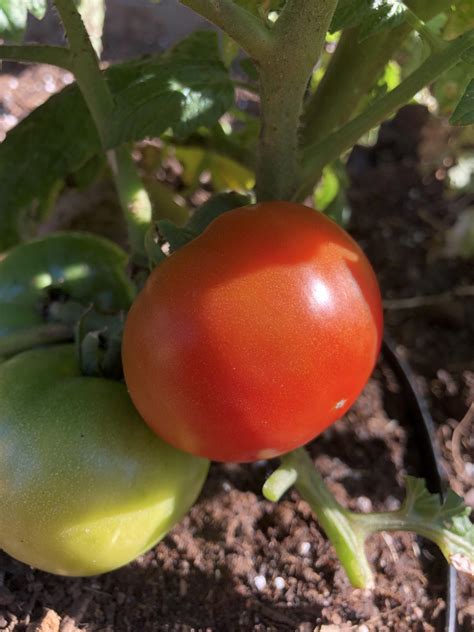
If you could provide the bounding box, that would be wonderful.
[0,32,234,248]
[0,0,46,40]
[150,191,252,264]
[330,0,406,37]
[450,78,474,124]
[402,476,474,573]
[330,0,449,39]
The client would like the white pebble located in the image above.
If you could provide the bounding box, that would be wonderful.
[274,576,285,590]
[299,541,311,555]
[254,575,267,591]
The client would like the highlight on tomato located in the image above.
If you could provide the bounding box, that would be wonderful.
[123,201,384,463]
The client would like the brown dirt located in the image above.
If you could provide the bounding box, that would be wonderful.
[1,5,473,631]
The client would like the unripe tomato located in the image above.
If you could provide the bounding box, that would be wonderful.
[0,346,209,576]
[123,202,383,463]
[0,232,134,336]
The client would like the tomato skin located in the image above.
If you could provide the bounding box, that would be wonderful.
[123,202,383,463]
[0,346,209,576]
[0,232,134,336]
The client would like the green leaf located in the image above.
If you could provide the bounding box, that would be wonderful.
[0,31,234,249]
[330,0,371,33]
[450,79,474,125]
[0,0,46,40]
[358,0,407,41]
[105,32,234,147]
[154,191,252,258]
[402,476,474,575]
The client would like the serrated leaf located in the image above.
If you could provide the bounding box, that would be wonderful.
[0,0,46,40]
[0,31,234,249]
[450,79,474,125]
[402,476,474,575]
[104,32,234,146]
[358,0,407,41]
[330,0,371,33]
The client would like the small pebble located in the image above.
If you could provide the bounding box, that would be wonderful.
[356,625,370,632]
[356,496,372,513]
[254,575,266,591]
[274,576,285,590]
[299,541,311,555]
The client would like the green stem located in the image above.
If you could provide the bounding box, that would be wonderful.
[53,0,153,265]
[180,0,272,60]
[352,511,472,564]
[0,45,74,70]
[302,25,411,147]
[109,146,152,265]
[0,324,73,358]
[262,462,297,501]
[53,0,113,147]
[297,27,474,200]
[256,0,338,201]
[279,448,374,589]
[404,8,446,52]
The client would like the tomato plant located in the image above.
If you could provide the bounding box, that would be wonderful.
[0,345,209,576]
[0,0,473,592]
[123,201,383,463]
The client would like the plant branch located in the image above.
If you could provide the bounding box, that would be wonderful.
[264,449,474,588]
[272,448,374,588]
[180,0,272,61]
[256,0,338,201]
[297,27,474,200]
[108,145,152,265]
[53,0,153,266]
[0,45,74,70]
[53,0,113,145]
[302,25,411,147]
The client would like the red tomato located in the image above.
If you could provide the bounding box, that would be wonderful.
[122,202,383,462]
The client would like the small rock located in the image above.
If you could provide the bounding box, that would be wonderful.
[26,609,61,632]
[356,625,370,632]
[299,541,311,555]
[274,576,285,590]
[253,575,266,591]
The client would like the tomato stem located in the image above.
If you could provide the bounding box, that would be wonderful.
[0,324,73,359]
[262,463,297,502]
[266,448,474,588]
[297,27,474,199]
[109,145,152,266]
[255,0,338,201]
[53,0,153,267]
[180,0,273,61]
[0,45,74,69]
[276,448,375,589]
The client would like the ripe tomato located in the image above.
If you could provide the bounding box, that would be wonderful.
[0,346,209,576]
[122,202,383,462]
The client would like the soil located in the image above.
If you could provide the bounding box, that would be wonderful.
[1,4,473,632]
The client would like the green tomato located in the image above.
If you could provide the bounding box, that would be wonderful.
[0,345,209,576]
[0,232,135,336]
